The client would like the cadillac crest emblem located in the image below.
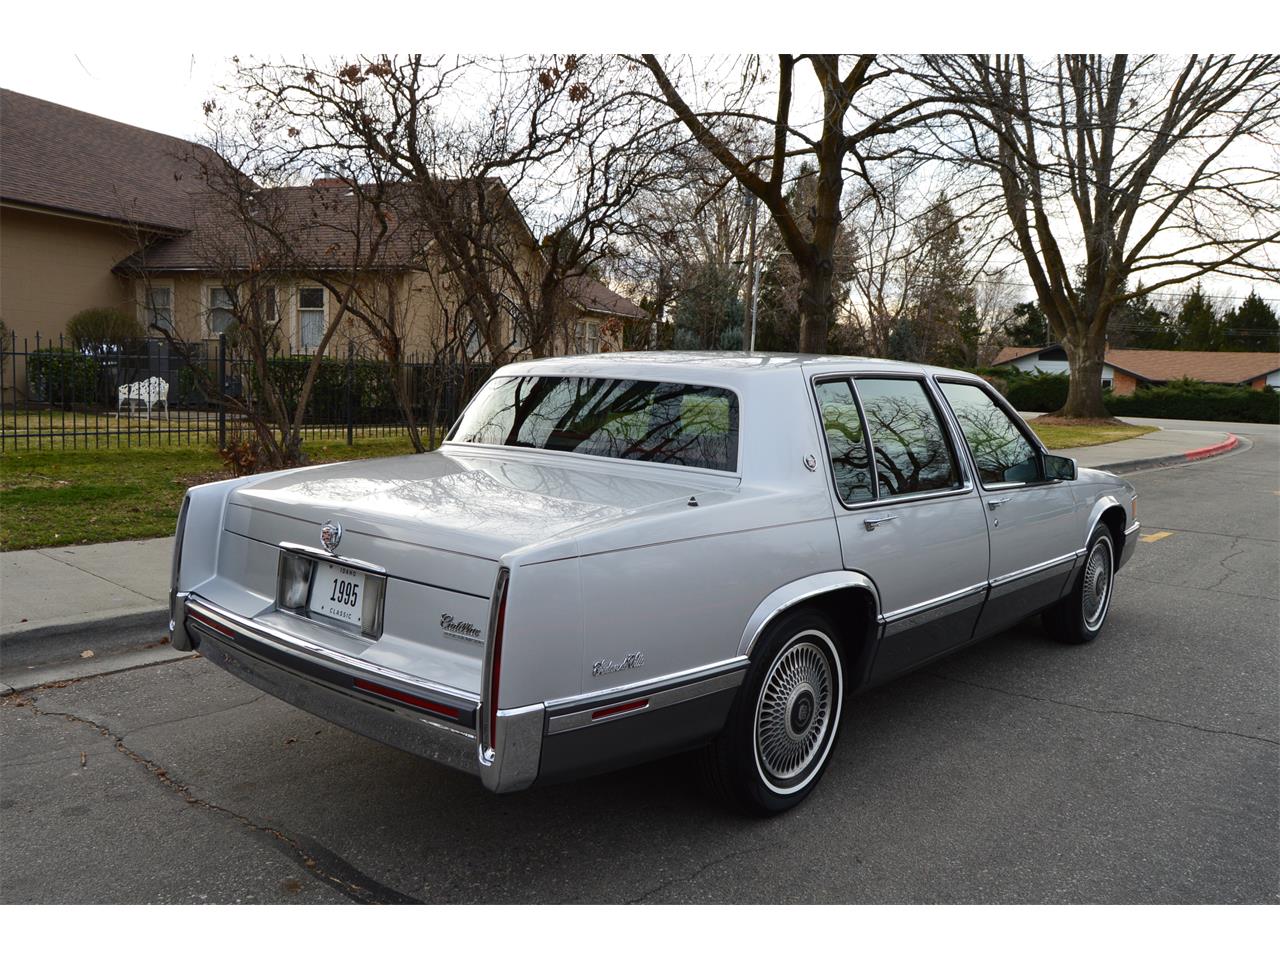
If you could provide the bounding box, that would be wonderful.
[319,519,343,554]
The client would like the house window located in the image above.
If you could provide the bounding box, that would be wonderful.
[142,285,174,333]
[1100,378,1113,391]
[207,287,236,336]
[575,320,600,354]
[297,286,326,352]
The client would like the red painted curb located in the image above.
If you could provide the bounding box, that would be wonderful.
[1184,434,1239,462]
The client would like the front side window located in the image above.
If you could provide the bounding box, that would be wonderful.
[449,375,739,472]
[814,379,874,504]
[298,286,325,351]
[855,377,960,497]
[143,286,173,333]
[208,286,236,335]
[939,381,1041,485]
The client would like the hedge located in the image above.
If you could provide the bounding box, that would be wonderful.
[1106,380,1280,424]
[26,347,101,404]
[252,355,400,421]
[988,368,1279,423]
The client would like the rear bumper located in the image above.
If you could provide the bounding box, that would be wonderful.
[180,595,745,793]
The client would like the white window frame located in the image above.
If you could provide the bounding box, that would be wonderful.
[296,284,327,353]
[138,281,175,334]
[204,284,237,338]
[575,320,600,354]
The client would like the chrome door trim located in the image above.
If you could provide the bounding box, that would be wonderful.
[545,667,746,735]
[879,581,989,624]
[987,551,1082,589]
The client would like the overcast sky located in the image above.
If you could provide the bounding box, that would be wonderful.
[2,47,1276,311]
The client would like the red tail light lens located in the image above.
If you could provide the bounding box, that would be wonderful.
[487,573,508,750]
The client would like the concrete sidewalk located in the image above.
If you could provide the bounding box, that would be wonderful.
[1053,426,1238,471]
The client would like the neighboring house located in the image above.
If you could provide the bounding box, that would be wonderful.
[993,344,1280,394]
[0,89,644,365]
[562,274,649,354]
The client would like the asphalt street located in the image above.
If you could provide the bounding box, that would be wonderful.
[2,422,1277,904]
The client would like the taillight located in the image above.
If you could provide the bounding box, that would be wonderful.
[487,571,509,751]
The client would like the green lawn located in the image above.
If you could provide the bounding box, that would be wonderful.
[0,435,419,551]
[1031,422,1156,450]
[1,421,1156,552]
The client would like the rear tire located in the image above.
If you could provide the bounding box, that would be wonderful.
[1043,524,1115,645]
[700,607,845,816]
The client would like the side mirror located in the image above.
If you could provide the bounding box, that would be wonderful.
[1044,454,1077,482]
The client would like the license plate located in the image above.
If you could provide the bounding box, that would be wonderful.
[309,561,367,628]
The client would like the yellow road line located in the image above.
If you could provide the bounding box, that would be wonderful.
[1139,531,1174,543]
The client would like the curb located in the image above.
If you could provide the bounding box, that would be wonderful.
[1091,433,1243,475]
[0,607,170,669]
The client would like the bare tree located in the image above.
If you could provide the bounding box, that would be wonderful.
[636,55,948,352]
[226,55,672,366]
[920,55,1280,417]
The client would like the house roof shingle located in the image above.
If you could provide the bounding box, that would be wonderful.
[1,88,216,232]
[564,274,647,321]
[994,344,1280,385]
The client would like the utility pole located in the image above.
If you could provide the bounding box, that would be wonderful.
[743,193,760,353]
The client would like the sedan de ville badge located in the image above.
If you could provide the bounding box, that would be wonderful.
[319,519,343,554]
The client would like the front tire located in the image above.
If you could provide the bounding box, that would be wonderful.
[700,608,845,816]
[1043,524,1116,645]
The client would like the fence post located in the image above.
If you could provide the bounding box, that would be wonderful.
[217,334,227,449]
[345,340,354,446]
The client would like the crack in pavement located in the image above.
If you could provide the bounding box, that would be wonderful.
[5,693,420,905]
[925,672,1280,747]
[625,842,770,904]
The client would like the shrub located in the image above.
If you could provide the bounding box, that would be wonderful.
[1107,379,1279,424]
[1003,370,1070,412]
[252,355,399,422]
[27,347,102,404]
[67,308,144,350]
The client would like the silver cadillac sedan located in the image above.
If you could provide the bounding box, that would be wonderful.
[170,353,1138,815]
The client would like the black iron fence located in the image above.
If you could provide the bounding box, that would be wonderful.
[0,332,495,451]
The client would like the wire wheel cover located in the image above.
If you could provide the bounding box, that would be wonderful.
[1082,539,1112,629]
[756,640,833,782]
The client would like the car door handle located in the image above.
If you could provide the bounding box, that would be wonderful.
[987,497,1013,509]
[863,515,899,531]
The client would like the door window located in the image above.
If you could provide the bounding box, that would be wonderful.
[938,381,1041,485]
[855,378,960,497]
[813,379,874,504]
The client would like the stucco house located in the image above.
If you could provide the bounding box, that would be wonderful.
[0,89,644,362]
[993,344,1280,394]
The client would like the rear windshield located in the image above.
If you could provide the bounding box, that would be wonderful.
[447,375,740,472]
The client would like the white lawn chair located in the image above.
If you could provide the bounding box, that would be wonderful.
[117,376,170,419]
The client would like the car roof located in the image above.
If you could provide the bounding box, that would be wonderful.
[497,351,981,384]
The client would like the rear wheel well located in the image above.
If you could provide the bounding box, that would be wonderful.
[789,587,879,690]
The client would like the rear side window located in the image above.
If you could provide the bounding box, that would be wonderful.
[855,378,960,497]
[448,375,739,472]
[939,381,1041,485]
[814,379,874,504]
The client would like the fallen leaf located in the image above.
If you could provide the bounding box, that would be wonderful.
[80,751,87,768]
[284,737,297,746]
[80,650,95,659]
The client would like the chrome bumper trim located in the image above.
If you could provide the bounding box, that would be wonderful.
[186,595,479,707]
[545,665,746,735]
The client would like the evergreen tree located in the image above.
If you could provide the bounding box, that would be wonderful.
[672,262,744,350]
[1109,286,1174,349]
[1172,284,1224,350]
[1001,301,1050,347]
[1221,291,1280,352]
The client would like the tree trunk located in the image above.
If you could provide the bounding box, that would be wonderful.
[1057,331,1110,419]
[797,257,833,353]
